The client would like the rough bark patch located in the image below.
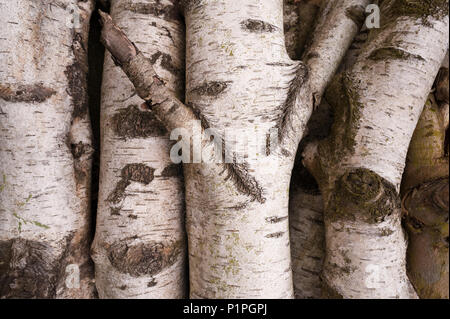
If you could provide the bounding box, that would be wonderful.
[265,231,285,239]
[327,168,399,224]
[435,67,449,104]
[160,163,183,177]
[265,216,288,224]
[404,178,449,298]
[0,83,56,103]
[107,163,155,204]
[181,0,202,13]
[224,163,265,203]
[0,238,69,298]
[321,281,343,299]
[368,47,425,62]
[240,19,278,33]
[388,0,449,20]
[277,62,309,144]
[112,104,167,139]
[116,0,181,21]
[65,61,89,118]
[150,51,182,76]
[189,81,230,97]
[70,141,93,185]
[107,240,182,277]
[345,5,366,27]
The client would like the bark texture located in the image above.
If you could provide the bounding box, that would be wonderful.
[0,0,95,298]
[289,5,372,298]
[402,57,449,299]
[304,0,449,298]
[99,0,367,298]
[90,0,187,299]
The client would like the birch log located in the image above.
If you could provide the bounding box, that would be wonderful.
[90,0,187,298]
[304,0,449,298]
[402,55,449,299]
[99,0,369,298]
[0,0,95,298]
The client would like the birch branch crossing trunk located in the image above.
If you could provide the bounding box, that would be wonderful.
[0,0,95,298]
[304,0,449,298]
[90,0,187,298]
[98,0,368,298]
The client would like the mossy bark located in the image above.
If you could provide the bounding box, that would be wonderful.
[303,0,448,298]
[402,64,449,299]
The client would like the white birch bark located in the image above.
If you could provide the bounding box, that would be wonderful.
[90,0,187,299]
[183,0,367,299]
[304,0,449,298]
[0,0,95,298]
[99,0,369,298]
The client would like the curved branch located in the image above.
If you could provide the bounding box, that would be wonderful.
[279,0,370,151]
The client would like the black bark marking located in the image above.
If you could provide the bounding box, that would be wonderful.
[240,19,278,33]
[107,240,182,277]
[266,62,294,67]
[328,168,399,224]
[65,62,89,119]
[188,102,212,131]
[0,237,71,298]
[181,0,203,13]
[435,67,449,105]
[70,141,93,185]
[305,52,320,61]
[187,103,266,203]
[150,51,182,76]
[345,5,366,27]
[147,278,157,287]
[160,164,183,177]
[122,163,155,184]
[116,0,181,21]
[0,83,56,103]
[387,0,449,21]
[265,216,288,224]
[189,81,230,97]
[112,104,167,139]
[222,163,265,204]
[278,62,309,147]
[368,47,425,62]
[107,164,155,204]
[265,232,285,239]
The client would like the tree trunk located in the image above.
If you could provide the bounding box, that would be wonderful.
[90,0,187,298]
[0,0,95,298]
[99,0,368,298]
[402,56,449,299]
[289,7,370,298]
[304,1,449,298]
